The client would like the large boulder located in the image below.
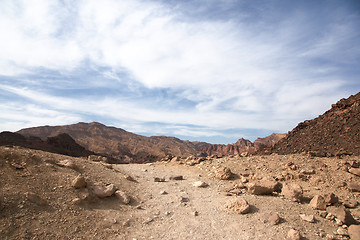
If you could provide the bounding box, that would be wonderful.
[215,167,232,180]
[225,197,250,214]
[326,206,357,226]
[348,225,360,240]
[309,195,326,210]
[247,180,281,195]
[281,183,303,202]
[92,183,117,198]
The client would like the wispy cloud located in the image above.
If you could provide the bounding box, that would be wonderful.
[0,0,359,143]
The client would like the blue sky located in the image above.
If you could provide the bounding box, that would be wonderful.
[0,0,359,144]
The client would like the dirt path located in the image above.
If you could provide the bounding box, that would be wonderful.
[113,160,343,240]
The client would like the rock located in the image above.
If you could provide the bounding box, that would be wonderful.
[300,169,315,175]
[171,157,179,161]
[215,167,232,180]
[287,229,301,240]
[57,159,77,169]
[225,197,250,214]
[115,190,131,204]
[348,182,360,192]
[160,190,168,195]
[92,183,117,198]
[309,195,326,210]
[193,181,208,188]
[88,155,106,162]
[300,214,315,223]
[262,212,281,225]
[349,167,360,176]
[102,163,113,169]
[324,193,338,205]
[326,206,357,226]
[193,211,199,216]
[343,199,358,208]
[71,198,82,205]
[72,175,87,189]
[247,180,281,195]
[337,227,348,236]
[25,192,47,206]
[348,225,360,240]
[169,175,183,180]
[124,175,136,181]
[154,177,165,182]
[281,183,303,202]
[180,197,190,203]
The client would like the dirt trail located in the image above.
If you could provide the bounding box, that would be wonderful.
[114,159,348,240]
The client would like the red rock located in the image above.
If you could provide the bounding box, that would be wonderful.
[326,206,357,226]
[225,197,250,214]
[309,195,326,210]
[348,225,360,240]
[281,183,303,202]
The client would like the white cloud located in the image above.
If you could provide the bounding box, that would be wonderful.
[0,0,358,142]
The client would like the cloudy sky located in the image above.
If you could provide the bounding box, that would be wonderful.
[0,0,359,144]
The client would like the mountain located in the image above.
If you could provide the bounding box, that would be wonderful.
[0,131,93,157]
[272,92,360,156]
[16,122,283,162]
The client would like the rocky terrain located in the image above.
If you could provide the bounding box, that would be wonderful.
[273,92,360,156]
[16,122,282,163]
[1,145,359,239]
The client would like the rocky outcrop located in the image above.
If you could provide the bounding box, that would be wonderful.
[273,92,360,156]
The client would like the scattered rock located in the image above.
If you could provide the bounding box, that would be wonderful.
[124,175,136,181]
[72,175,87,189]
[154,177,165,182]
[348,182,360,192]
[57,159,77,169]
[102,163,113,169]
[326,206,357,226]
[215,167,232,180]
[281,183,303,202]
[300,214,315,223]
[92,183,117,198]
[144,217,153,224]
[300,169,315,175]
[115,190,131,204]
[180,197,190,203]
[309,195,326,210]
[348,225,360,240]
[193,181,208,188]
[247,180,280,195]
[71,198,82,205]
[25,192,47,206]
[324,193,338,205]
[262,212,281,225]
[343,199,358,208]
[193,211,199,216]
[225,197,250,214]
[88,155,107,162]
[337,227,348,236]
[287,229,301,240]
[349,167,360,176]
[169,175,183,180]
[160,190,168,195]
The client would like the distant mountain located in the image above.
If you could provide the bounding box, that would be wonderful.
[17,122,283,163]
[272,92,360,156]
[0,131,93,157]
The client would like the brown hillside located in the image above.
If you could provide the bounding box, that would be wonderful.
[273,92,360,156]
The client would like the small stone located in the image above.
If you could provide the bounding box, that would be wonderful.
[325,234,335,240]
[92,183,117,198]
[114,190,131,204]
[154,177,165,182]
[225,197,250,214]
[193,211,199,216]
[25,192,47,206]
[343,199,358,208]
[309,195,326,210]
[247,180,281,195]
[348,225,360,240]
[160,190,168,195]
[324,193,339,205]
[326,213,335,220]
[165,211,171,216]
[102,163,113,169]
[281,183,303,202]
[57,159,77,169]
[336,227,348,236]
[180,197,190,203]
[71,198,82,205]
[349,167,360,176]
[169,175,183,180]
[124,175,136,181]
[193,181,208,188]
[326,206,357,225]
[144,217,153,224]
[262,212,281,225]
[348,182,360,192]
[300,214,315,223]
[215,167,232,180]
[72,175,87,189]
[335,218,344,226]
[240,176,248,183]
[287,229,301,240]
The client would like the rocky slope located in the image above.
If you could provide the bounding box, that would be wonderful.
[0,131,93,157]
[17,122,282,163]
[273,92,360,156]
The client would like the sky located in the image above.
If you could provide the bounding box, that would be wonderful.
[0,0,359,144]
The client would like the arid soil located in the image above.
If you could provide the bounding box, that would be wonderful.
[1,146,359,239]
